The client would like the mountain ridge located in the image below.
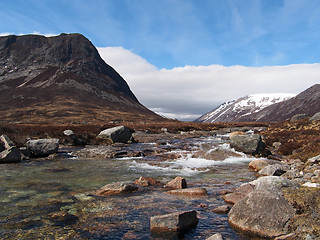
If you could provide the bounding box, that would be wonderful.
[0,33,161,123]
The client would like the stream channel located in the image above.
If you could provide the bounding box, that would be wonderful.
[0,132,266,239]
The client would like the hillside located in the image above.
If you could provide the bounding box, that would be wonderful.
[0,33,161,124]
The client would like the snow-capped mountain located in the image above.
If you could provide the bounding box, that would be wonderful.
[195,93,295,123]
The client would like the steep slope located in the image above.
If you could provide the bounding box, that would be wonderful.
[242,84,320,122]
[0,33,161,123]
[196,94,294,123]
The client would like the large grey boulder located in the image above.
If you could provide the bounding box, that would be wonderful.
[27,138,59,157]
[96,126,133,144]
[228,190,295,238]
[228,176,296,238]
[0,135,21,163]
[150,210,198,233]
[230,134,265,155]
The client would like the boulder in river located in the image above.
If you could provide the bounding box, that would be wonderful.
[0,135,21,163]
[164,176,187,189]
[230,134,265,155]
[150,210,198,233]
[27,138,59,157]
[96,126,133,144]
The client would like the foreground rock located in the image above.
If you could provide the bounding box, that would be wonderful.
[166,187,207,196]
[230,134,266,155]
[92,181,138,196]
[228,176,296,238]
[150,210,198,233]
[26,138,59,157]
[96,126,133,144]
[0,135,21,163]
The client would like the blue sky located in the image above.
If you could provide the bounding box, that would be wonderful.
[1,0,320,68]
[1,0,320,120]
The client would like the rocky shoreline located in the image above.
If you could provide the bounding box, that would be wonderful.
[1,123,319,239]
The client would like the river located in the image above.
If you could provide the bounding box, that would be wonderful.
[0,133,265,239]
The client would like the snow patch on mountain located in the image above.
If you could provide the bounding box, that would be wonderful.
[196,93,296,123]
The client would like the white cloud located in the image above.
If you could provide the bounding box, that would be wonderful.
[97,47,320,121]
[0,32,14,36]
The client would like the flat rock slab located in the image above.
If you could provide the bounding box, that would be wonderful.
[166,187,208,196]
[93,181,138,196]
[150,210,198,233]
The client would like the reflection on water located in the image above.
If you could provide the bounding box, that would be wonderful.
[0,136,264,239]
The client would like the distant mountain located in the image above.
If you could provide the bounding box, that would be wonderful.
[242,84,320,122]
[195,93,295,123]
[0,33,161,123]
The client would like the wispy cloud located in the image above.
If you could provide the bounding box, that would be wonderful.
[98,47,320,121]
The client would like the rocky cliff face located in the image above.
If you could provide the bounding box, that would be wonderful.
[0,33,160,123]
[243,84,320,122]
[196,94,294,123]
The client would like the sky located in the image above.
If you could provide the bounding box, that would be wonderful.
[1,0,320,120]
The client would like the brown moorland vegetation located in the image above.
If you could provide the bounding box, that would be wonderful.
[260,119,320,162]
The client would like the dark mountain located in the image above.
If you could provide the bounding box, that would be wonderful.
[196,94,294,123]
[0,33,161,123]
[240,84,320,122]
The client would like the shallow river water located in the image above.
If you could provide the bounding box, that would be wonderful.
[0,134,265,239]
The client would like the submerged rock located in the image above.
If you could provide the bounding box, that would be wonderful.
[166,187,207,196]
[92,181,138,196]
[164,176,187,189]
[150,210,198,233]
[96,126,133,144]
[212,205,230,214]
[27,138,59,157]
